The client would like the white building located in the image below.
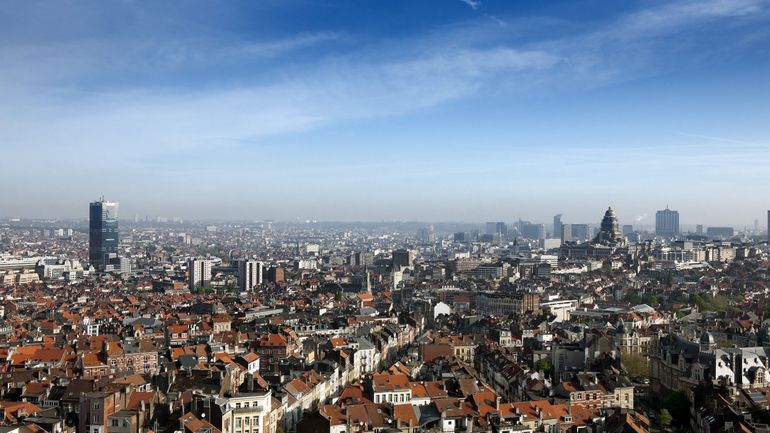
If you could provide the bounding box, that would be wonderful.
[188,258,213,290]
[239,260,263,290]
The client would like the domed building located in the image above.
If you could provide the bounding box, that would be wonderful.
[593,207,626,246]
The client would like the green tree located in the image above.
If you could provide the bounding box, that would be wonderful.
[660,409,673,427]
[536,358,552,378]
[622,352,649,379]
[663,391,690,427]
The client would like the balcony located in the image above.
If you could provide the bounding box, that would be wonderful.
[233,406,264,415]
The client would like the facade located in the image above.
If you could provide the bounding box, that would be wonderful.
[79,392,117,433]
[650,332,770,395]
[518,222,545,240]
[89,200,120,272]
[570,224,591,241]
[553,214,562,240]
[391,249,414,269]
[593,207,625,246]
[239,260,264,291]
[486,222,508,236]
[255,333,293,373]
[474,292,540,316]
[188,259,213,290]
[655,207,680,236]
[622,224,633,236]
[706,226,734,238]
[105,340,160,376]
[214,389,273,433]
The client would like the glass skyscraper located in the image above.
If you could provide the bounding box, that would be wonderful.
[89,200,119,271]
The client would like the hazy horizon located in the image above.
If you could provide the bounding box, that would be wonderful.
[2,0,769,225]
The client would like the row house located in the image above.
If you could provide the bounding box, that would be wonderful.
[104,340,160,376]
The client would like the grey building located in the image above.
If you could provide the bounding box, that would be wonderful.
[89,199,120,272]
[655,207,680,236]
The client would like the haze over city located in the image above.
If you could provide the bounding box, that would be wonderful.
[2,0,770,225]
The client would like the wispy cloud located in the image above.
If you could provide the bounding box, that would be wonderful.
[1,0,769,219]
[458,0,481,11]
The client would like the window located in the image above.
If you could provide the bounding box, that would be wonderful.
[236,418,242,428]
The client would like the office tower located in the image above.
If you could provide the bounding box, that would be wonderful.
[519,222,545,240]
[416,227,435,243]
[561,224,572,243]
[655,207,680,236]
[622,224,634,236]
[354,251,373,267]
[696,224,704,235]
[392,249,414,269]
[594,207,625,245]
[553,214,562,239]
[89,199,120,272]
[486,222,507,236]
[238,259,263,290]
[571,224,590,241]
[767,210,770,242]
[188,259,212,291]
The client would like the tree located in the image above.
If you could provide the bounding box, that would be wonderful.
[622,352,650,379]
[536,358,552,378]
[663,391,690,427]
[660,409,673,427]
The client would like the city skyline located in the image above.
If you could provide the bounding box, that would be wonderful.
[2,196,770,229]
[4,198,769,234]
[2,0,770,223]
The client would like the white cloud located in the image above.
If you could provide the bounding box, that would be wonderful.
[459,0,481,11]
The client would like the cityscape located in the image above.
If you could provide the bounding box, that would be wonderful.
[3,2,770,433]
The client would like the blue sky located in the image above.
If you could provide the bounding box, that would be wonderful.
[1,0,770,226]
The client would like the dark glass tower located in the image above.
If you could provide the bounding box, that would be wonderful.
[89,200,119,271]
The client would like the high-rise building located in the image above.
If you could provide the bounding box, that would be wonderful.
[188,259,212,291]
[622,224,634,236]
[416,227,435,243]
[696,224,704,235]
[89,199,120,272]
[571,224,591,241]
[518,222,545,240]
[655,207,680,236]
[267,266,285,284]
[485,222,507,237]
[560,223,572,243]
[354,251,373,267]
[238,260,263,290]
[392,249,414,269]
[553,214,562,240]
[767,210,770,242]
